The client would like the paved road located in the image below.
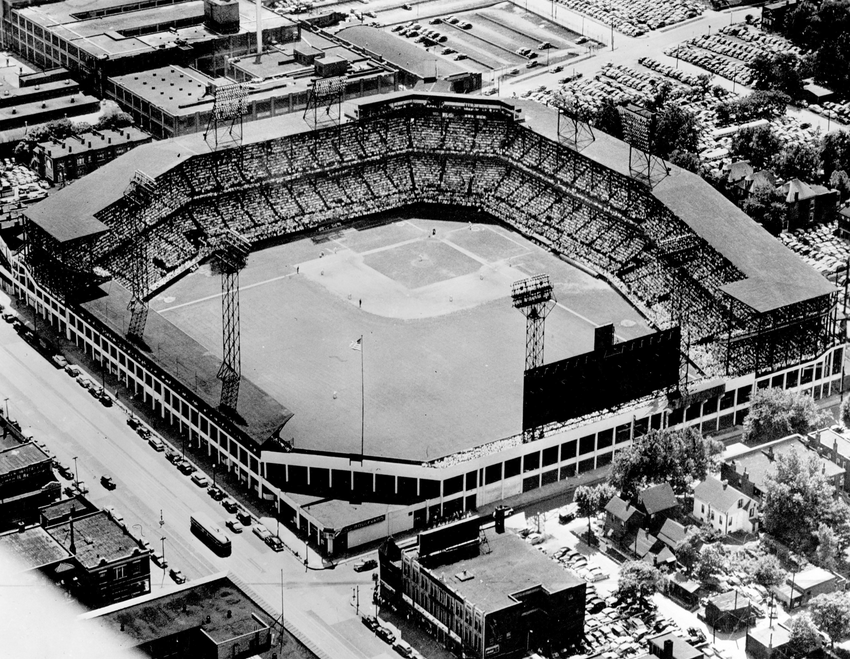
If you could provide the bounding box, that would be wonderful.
[0,300,442,659]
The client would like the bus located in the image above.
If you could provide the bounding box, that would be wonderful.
[190,512,232,556]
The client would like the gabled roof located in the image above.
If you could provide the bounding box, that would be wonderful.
[694,476,753,513]
[656,518,689,549]
[728,160,753,183]
[637,483,677,516]
[783,179,816,203]
[605,495,643,522]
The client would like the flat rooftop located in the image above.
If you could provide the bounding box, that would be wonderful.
[88,573,274,644]
[288,492,408,531]
[416,528,584,614]
[0,526,71,570]
[46,510,147,569]
[0,443,50,475]
[40,496,100,526]
[38,127,150,159]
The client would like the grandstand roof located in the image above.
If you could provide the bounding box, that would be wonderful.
[336,25,472,80]
[514,99,836,312]
[82,281,292,446]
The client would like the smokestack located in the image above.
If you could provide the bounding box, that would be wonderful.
[69,505,77,555]
[494,506,506,534]
[256,0,262,57]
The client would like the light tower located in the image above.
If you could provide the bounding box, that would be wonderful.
[512,274,556,372]
[513,275,555,443]
[123,170,156,342]
[552,92,595,151]
[212,230,250,413]
[204,83,248,150]
[303,77,346,129]
[617,103,670,188]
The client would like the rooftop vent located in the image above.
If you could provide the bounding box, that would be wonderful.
[455,570,474,582]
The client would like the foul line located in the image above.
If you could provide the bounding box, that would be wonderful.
[157,271,296,313]
[555,301,626,341]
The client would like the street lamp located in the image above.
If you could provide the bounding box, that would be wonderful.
[213,462,218,488]
[161,537,166,571]
[73,456,79,487]
[3,397,8,419]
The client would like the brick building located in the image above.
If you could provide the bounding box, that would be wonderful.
[0,441,60,530]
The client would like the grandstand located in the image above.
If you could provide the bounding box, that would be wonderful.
[13,92,842,554]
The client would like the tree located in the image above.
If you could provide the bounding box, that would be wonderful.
[618,561,662,605]
[609,427,724,498]
[750,51,804,97]
[775,142,821,182]
[749,554,785,589]
[815,522,841,571]
[761,448,848,552]
[594,98,623,139]
[821,131,850,181]
[675,533,701,573]
[668,149,703,174]
[809,592,850,648]
[695,544,726,582]
[730,125,783,171]
[787,613,824,657]
[742,180,786,235]
[742,387,830,445]
[829,169,850,201]
[841,395,850,429]
[654,104,700,159]
[574,483,616,541]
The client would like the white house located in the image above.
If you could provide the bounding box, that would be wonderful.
[693,476,758,535]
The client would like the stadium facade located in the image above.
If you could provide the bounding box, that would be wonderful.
[7,92,842,555]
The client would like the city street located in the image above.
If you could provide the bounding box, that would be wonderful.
[0,291,440,659]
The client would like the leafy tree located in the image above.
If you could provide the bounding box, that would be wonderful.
[618,561,662,605]
[749,554,785,589]
[750,51,804,97]
[787,613,824,658]
[675,534,701,573]
[609,427,724,498]
[695,544,726,582]
[742,387,830,445]
[829,169,850,201]
[762,448,848,552]
[815,522,841,571]
[809,592,850,648]
[742,180,786,235]
[822,132,850,181]
[717,91,790,126]
[96,106,134,130]
[654,105,700,159]
[574,483,616,541]
[594,98,623,139]
[731,125,783,171]
[775,141,821,182]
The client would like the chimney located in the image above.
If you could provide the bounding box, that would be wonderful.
[494,506,506,534]
[663,639,674,659]
[227,609,232,618]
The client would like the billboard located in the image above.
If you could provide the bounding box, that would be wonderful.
[418,516,481,558]
[523,326,680,430]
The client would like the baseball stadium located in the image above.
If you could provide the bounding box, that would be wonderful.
[9,91,843,554]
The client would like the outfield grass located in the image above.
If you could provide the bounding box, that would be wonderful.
[149,216,651,461]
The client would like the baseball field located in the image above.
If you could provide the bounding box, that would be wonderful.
[149,215,651,462]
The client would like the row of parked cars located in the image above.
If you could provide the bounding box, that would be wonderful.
[551,545,608,582]
[361,616,418,657]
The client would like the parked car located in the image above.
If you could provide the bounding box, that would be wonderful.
[225,518,244,533]
[178,461,196,475]
[265,536,285,552]
[151,551,168,568]
[222,498,239,513]
[76,480,89,494]
[253,525,273,542]
[64,485,81,498]
[361,615,379,631]
[190,473,210,488]
[148,437,165,452]
[98,391,113,407]
[235,509,252,526]
[52,355,68,369]
[393,642,415,658]
[169,568,187,584]
[56,464,74,480]
[77,376,93,389]
[100,475,116,490]
[354,558,378,572]
[208,486,225,501]
[165,451,181,464]
[377,627,396,644]
[64,364,81,377]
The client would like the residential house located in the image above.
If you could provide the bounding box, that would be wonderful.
[782,179,839,230]
[807,428,850,491]
[604,496,645,544]
[637,483,678,522]
[693,476,758,535]
[666,572,701,610]
[721,435,844,501]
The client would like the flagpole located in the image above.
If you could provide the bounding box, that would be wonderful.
[360,334,365,460]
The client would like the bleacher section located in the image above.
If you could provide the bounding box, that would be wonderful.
[70,102,819,379]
